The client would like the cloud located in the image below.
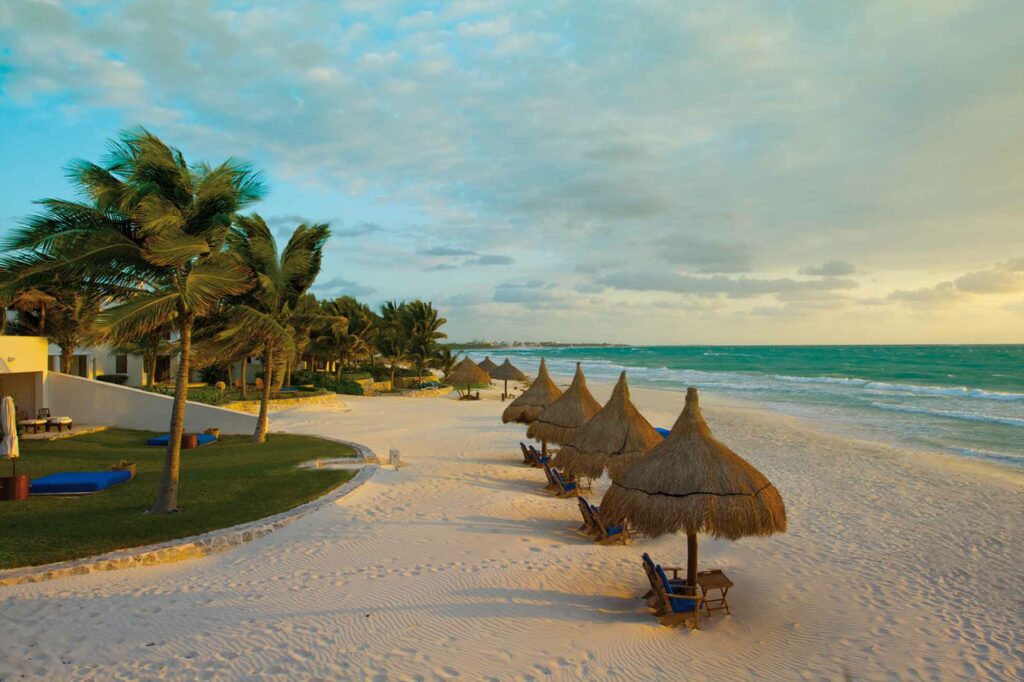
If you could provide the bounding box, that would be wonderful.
[655,234,753,273]
[887,281,959,304]
[334,221,382,238]
[887,258,1024,304]
[493,280,562,305]
[800,260,857,277]
[597,271,857,298]
[312,276,376,298]
[424,263,458,272]
[466,254,514,266]
[953,258,1024,293]
[419,246,476,257]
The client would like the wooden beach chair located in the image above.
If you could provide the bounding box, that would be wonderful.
[641,552,685,600]
[650,565,705,629]
[591,509,629,544]
[519,442,533,465]
[576,496,599,535]
[541,461,561,492]
[549,466,580,498]
[527,445,549,468]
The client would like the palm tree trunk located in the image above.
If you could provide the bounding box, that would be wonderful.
[254,345,273,443]
[389,361,397,390]
[227,362,233,389]
[146,352,157,387]
[60,347,74,374]
[240,356,248,399]
[150,314,193,514]
[285,361,291,388]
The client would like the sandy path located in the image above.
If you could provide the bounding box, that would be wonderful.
[1,384,1021,680]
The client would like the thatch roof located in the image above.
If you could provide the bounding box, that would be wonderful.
[600,387,786,540]
[526,363,602,445]
[478,356,500,374]
[447,357,491,388]
[489,358,527,382]
[501,358,562,424]
[554,371,661,479]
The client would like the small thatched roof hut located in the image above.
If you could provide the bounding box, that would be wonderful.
[526,363,602,446]
[501,358,562,424]
[447,357,491,395]
[489,358,527,383]
[554,371,661,479]
[600,387,786,589]
[478,356,500,374]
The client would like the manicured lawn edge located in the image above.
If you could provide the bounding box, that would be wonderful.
[0,457,379,587]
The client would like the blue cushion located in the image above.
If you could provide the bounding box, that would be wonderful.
[655,427,670,438]
[656,565,699,613]
[607,525,622,535]
[563,481,576,491]
[30,470,131,495]
[147,433,217,447]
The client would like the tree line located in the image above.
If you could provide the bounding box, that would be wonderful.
[0,128,453,514]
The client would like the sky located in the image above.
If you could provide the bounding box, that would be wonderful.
[1,0,1022,344]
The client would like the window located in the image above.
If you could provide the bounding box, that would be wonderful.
[115,354,128,374]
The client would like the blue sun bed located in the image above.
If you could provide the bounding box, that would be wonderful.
[146,433,217,447]
[30,470,132,495]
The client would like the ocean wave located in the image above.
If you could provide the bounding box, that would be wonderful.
[863,382,1024,402]
[774,375,869,386]
[869,402,1024,428]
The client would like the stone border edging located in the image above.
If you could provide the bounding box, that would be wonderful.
[0,440,379,587]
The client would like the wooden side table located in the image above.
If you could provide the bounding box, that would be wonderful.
[697,569,734,617]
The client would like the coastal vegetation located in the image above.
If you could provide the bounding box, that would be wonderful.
[0,429,355,569]
[0,127,451,515]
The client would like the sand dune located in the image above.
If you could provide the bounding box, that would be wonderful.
[1,382,1020,680]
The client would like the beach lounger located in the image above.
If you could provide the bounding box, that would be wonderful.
[541,461,561,491]
[29,470,132,495]
[545,464,579,497]
[146,433,217,447]
[17,410,46,434]
[38,408,73,432]
[650,565,705,629]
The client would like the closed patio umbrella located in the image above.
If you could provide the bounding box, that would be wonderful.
[600,387,787,593]
[1,396,20,477]
[554,371,661,480]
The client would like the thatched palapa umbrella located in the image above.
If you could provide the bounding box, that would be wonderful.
[501,358,562,425]
[447,357,491,398]
[601,387,786,592]
[478,356,500,375]
[554,371,661,480]
[489,358,527,399]
[526,363,601,446]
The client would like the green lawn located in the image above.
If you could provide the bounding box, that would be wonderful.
[0,429,357,569]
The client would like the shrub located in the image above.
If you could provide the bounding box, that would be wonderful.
[199,366,229,384]
[96,374,129,385]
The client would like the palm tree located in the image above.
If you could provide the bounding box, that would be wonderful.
[2,128,264,514]
[2,279,101,373]
[211,214,330,443]
[404,300,447,383]
[376,300,409,389]
[110,321,176,387]
[432,346,460,380]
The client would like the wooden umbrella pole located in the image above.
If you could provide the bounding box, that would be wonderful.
[686,532,698,595]
[542,440,547,457]
[503,378,508,398]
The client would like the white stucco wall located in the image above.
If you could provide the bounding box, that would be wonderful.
[45,372,258,434]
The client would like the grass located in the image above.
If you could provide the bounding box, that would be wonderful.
[0,429,357,569]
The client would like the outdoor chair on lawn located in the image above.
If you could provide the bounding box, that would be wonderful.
[17,410,46,434]
[38,408,73,432]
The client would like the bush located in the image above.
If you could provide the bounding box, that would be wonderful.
[96,374,129,385]
[288,369,363,396]
[199,366,229,384]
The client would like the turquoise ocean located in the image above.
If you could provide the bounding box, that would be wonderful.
[468,345,1024,471]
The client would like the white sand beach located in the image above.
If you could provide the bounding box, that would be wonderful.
[1,381,1021,680]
